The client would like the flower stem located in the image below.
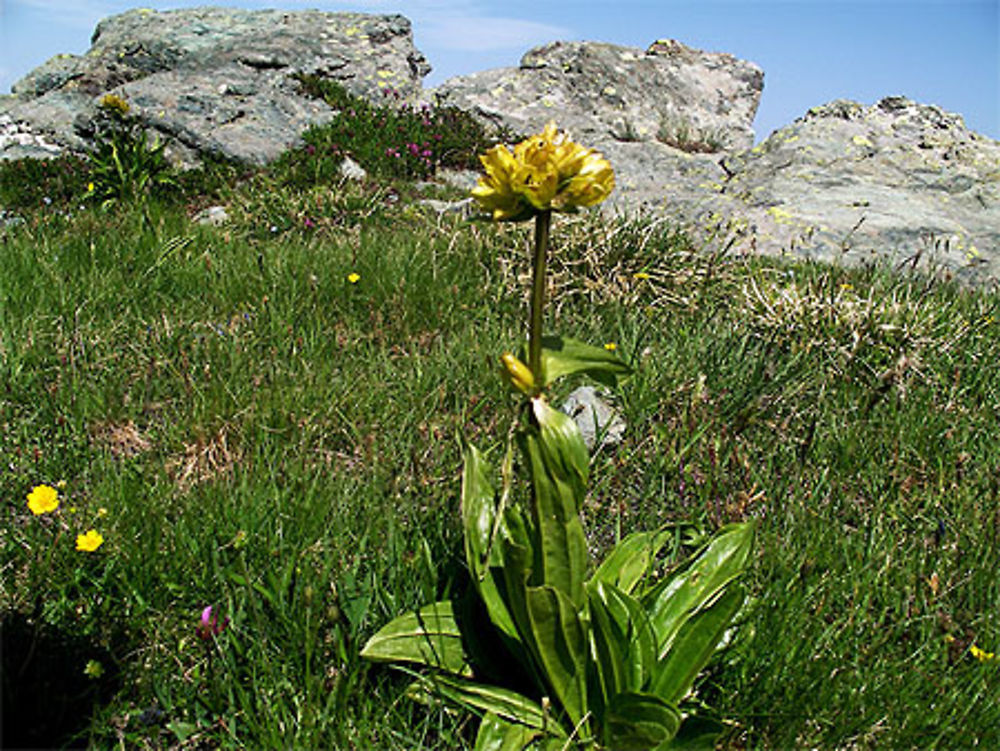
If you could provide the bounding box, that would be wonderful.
[529,210,551,382]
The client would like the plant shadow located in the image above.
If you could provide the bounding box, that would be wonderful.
[2,612,122,750]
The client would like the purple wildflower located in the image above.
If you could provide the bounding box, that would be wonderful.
[197,605,229,640]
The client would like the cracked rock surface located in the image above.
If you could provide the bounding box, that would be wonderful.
[1,7,430,166]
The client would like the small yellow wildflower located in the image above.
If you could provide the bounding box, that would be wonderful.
[27,484,59,515]
[76,529,104,552]
[840,283,854,291]
[604,342,617,351]
[347,273,361,284]
[633,272,650,280]
[84,659,104,678]
[970,644,995,663]
[86,182,95,194]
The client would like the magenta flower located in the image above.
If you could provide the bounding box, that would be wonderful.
[196,606,229,640]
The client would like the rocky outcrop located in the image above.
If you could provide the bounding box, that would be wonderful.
[637,97,1000,287]
[2,9,998,286]
[431,38,763,154]
[1,7,430,165]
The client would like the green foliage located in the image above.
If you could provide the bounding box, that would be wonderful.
[0,154,89,211]
[1,119,999,749]
[279,75,512,185]
[361,200,754,748]
[84,96,178,208]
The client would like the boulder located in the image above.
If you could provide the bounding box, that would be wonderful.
[431,38,763,153]
[653,97,1000,287]
[1,7,431,165]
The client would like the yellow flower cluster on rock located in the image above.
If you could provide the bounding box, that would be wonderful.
[471,122,614,221]
[98,93,130,117]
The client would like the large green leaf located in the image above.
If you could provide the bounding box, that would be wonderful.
[650,584,745,705]
[474,712,544,751]
[601,691,681,750]
[406,675,565,736]
[461,440,518,639]
[587,580,656,707]
[499,505,536,645]
[540,335,632,388]
[523,398,589,606]
[590,529,673,596]
[668,716,727,751]
[525,585,589,729]
[643,522,754,658]
[359,600,471,676]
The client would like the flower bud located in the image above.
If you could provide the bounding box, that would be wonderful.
[500,352,536,395]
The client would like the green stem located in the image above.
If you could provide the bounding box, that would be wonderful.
[529,210,551,382]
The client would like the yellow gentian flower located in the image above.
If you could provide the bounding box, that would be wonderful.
[471,145,530,221]
[471,122,614,221]
[98,93,130,116]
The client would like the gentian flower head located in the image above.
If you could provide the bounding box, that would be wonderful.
[471,122,614,221]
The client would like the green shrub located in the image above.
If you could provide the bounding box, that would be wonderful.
[0,154,89,211]
[276,75,513,186]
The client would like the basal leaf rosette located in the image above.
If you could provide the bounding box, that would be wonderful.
[471,122,614,221]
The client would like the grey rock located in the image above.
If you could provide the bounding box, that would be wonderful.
[195,205,230,226]
[431,38,763,153]
[3,7,431,165]
[417,197,476,217]
[437,168,480,192]
[1,209,26,229]
[650,97,1000,287]
[0,113,64,159]
[560,386,626,451]
[339,156,367,181]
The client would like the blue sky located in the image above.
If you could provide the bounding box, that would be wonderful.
[1,0,997,142]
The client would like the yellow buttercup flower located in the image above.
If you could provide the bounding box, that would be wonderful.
[27,484,59,515]
[471,122,614,221]
[76,529,104,552]
[347,272,361,284]
[970,644,995,663]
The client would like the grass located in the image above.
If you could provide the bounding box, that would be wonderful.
[2,85,999,749]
